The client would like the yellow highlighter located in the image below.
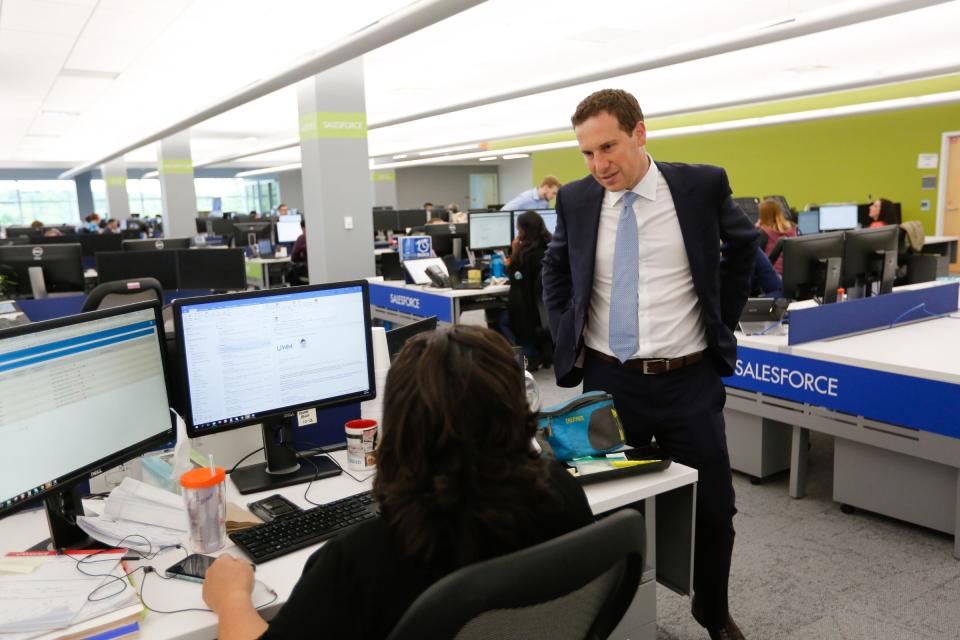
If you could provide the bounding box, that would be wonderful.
[610,459,661,468]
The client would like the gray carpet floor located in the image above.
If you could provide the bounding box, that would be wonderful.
[528,365,960,640]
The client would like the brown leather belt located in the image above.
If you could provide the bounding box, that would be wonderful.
[586,347,705,374]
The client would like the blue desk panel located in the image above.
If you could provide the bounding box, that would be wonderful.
[369,283,453,323]
[17,290,212,322]
[726,346,960,439]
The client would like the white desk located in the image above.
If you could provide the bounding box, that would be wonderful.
[368,278,510,326]
[923,234,958,263]
[0,450,696,640]
[724,306,960,557]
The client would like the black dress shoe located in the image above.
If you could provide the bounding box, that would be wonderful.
[706,615,745,640]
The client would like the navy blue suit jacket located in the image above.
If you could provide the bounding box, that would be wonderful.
[541,162,757,387]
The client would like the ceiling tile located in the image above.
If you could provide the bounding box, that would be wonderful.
[0,0,93,37]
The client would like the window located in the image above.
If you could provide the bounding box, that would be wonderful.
[195,178,247,213]
[0,180,79,227]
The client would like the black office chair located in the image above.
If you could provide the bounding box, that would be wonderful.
[81,277,163,312]
[385,509,645,640]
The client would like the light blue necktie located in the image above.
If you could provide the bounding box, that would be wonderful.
[609,191,640,362]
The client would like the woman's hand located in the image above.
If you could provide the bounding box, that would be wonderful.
[202,554,254,613]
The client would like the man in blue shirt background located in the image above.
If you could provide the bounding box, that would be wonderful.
[501,176,561,211]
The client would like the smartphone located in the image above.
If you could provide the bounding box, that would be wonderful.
[165,553,217,583]
[247,494,302,523]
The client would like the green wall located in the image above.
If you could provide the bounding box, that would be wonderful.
[529,75,960,234]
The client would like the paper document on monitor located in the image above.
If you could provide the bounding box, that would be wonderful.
[77,478,188,551]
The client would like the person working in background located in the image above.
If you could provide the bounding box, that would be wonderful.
[426,216,446,225]
[501,176,561,211]
[447,203,467,224]
[43,227,62,237]
[542,89,755,640]
[868,198,896,227]
[30,220,44,232]
[423,202,434,215]
[105,219,120,234]
[291,220,307,263]
[756,197,795,274]
[82,213,101,233]
[277,203,289,216]
[501,210,553,371]
[201,326,593,640]
[751,246,782,298]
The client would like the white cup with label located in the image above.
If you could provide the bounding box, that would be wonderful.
[345,419,379,472]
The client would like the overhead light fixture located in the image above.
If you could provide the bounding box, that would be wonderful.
[501,153,529,160]
[40,110,81,118]
[59,69,121,80]
[478,156,498,162]
[235,163,302,178]
[417,143,481,156]
[142,171,159,179]
[392,153,408,159]
[242,137,259,143]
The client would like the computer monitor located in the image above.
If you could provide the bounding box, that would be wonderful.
[818,204,858,231]
[232,221,273,247]
[0,244,85,296]
[841,226,899,297]
[780,232,844,303]
[0,302,173,549]
[173,282,376,494]
[512,210,558,236]
[123,237,192,251]
[96,250,179,290]
[386,316,438,361]
[275,215,301,244]
[195,217,209,234]
[424,223,468,258]
[4,226,41,240]
[733,198,760,224]
[397,209,428,229]
[373,209,400,232]
[207,217,236,243]
[797,210,820,236]
[468,211,513,250]
[176,248,246,291]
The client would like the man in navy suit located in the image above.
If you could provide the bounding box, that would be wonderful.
[542,89,756,640]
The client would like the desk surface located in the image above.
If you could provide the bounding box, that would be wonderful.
[924,235,958,244]
[369,277,510,299]
[0,450,695,640]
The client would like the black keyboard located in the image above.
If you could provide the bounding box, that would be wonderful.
[230,491,378,563]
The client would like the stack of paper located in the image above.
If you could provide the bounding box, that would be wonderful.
[77,478,188,552]
[0,552,141,640]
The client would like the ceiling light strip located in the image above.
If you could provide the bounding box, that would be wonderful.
[235,163,303,178]
[58,0,487,180]
[369,89,960,170]
[368,0,952,130]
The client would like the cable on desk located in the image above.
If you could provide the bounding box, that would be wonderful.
[139,568,278,615]
[73,535,187,603]
[756,320,785,336]
[296,439,370,484]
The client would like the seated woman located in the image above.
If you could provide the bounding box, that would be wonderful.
[868,198,897,228]
[757,198,795,275]
[501,210,552,371]
[202,326,593,640]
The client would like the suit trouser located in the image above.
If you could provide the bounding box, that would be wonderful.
[582,354,736,629]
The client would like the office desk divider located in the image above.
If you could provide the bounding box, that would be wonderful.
[787,282,959,345]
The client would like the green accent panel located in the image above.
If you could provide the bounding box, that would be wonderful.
[371,170,396,182]
[486,131,574,150]
[533,101,960,235]
[300,111,367,140]
[245,261,263,281]
[104,175,127,188]
[159,159,194,175]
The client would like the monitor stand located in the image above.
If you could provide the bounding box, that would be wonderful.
[28,484,108,551]
[231,418,341,495]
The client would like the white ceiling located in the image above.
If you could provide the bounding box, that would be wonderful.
[1,0,958,170]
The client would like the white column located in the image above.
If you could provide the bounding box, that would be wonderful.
[297,58,375,284]
[157,131,197,238]
[100,159,130,220]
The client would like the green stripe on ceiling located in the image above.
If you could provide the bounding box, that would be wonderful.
[159,159,194,175]
[300,112,368,140]
[487,73,960,149]
[371,170,396,182]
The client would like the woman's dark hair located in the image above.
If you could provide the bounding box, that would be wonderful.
[373,326,553,565]
[877,198,897,224]
[513,210,551,268]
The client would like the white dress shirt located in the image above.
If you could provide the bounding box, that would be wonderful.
[583,158,707,359]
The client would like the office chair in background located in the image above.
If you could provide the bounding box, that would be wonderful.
[81,277,163,312]
[385,509,645,640]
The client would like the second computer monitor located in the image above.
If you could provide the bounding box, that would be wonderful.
[841,226,899,296]
[96,250,179,290]
[781,232,844,302]
[123,237,192,251]
[176,248,246,291]
[818,205,858,232]
[797,210,820,236]
[0,244,85,295]
[512,210,557,236]
[469,211,513,250]
[232,222,273,247]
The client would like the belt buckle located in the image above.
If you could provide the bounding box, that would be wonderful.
[642,358,667,374]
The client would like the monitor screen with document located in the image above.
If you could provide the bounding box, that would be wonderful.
[818,205,858,231]
[0,302,173,547]
[468,211,513,250]
[173,282,376,493]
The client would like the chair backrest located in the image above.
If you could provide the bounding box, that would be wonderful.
[81,277,163,313]
[386,509,645,640]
